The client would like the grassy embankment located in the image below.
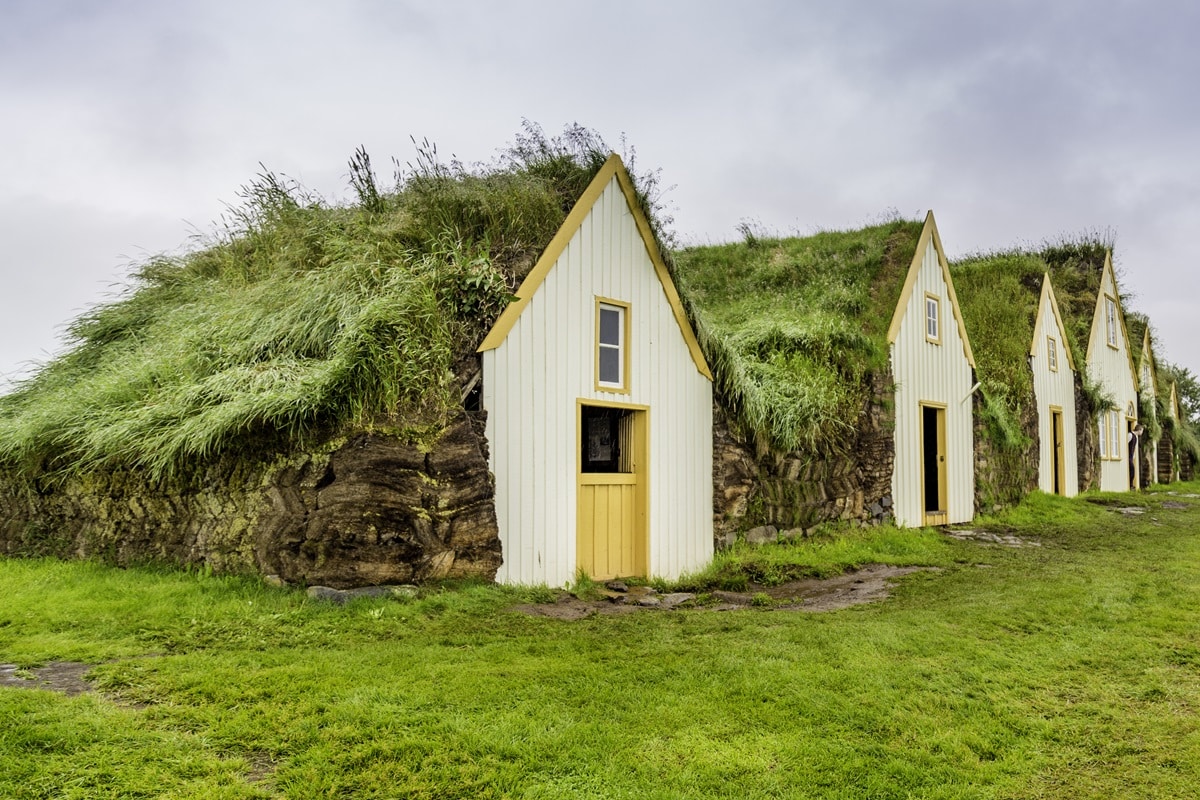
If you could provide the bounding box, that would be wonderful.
[3,486,1200,799]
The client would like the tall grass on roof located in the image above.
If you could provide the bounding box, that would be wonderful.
[674,219,923,451]
[0,125,659,481]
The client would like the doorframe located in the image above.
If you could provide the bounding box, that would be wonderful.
[575,398,650,580]
[1049,405,1065,496]
[919,401,949,526]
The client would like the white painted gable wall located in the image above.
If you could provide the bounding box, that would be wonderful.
[482,176,713,586]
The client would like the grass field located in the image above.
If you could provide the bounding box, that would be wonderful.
[2,485,1199,799]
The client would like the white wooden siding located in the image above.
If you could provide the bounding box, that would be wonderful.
[891,238,976,526]
[1086,263,1138,492]
[1031,283,1078,496]
[1139,340,1158,484]
[483,176,713,586]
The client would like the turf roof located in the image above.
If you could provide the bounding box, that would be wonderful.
[950,251,1052,409]
[0,127,628,480]
[672,218,925,452]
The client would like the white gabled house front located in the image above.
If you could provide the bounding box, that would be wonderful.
[1136,327,1160,485]
[1029,274,1079,496]
[1085,252,1140,492]
[887,212,977,527]
[477,154,714,586]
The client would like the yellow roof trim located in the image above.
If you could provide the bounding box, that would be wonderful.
[886,210,976,367]
[1140,327,1158,394]
[1030,273,1077,372]
[1084,251,1139,392]
[477,154,711,380]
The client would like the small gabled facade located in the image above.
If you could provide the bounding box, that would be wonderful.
[1030,274,1079,496]
[1135,327,1160,486]
[888,212,976,526]
[1085,253,1140,492]
[479,154,714,586]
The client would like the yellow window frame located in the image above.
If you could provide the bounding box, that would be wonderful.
[595,297,631,395]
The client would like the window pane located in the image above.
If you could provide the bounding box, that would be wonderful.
[599,307,621,346]
[599,346,620,384]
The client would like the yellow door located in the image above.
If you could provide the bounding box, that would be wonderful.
[1051,407,1066,495]
[577,404,647,581]
[921,404,948,526]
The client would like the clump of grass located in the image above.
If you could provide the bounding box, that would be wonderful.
[674,219,923,451]
[0,125,664,482]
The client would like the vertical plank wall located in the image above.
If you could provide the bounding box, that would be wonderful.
[1031,279,1079,496]
[483,176,713,586]
[1086,260,1139,493]
[891,237,976,527]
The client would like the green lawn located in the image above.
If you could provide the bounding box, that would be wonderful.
[3,486,1199,799]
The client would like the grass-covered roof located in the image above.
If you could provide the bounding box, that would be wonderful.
[1038,237,1113,355]
[950,251,1051,408]
[673,218,925,452]
[0,125,668,480]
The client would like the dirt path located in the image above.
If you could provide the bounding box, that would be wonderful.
[512,564,937,620]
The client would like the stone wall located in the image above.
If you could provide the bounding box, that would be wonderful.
[1157,430,1176,484]
[972,386,1038,514]
[1075,372,1100,493]
[712,371,896,546]
[0,410,501,588]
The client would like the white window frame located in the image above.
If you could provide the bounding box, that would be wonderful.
[1047,336,1058,372]
[924,293,941,345]
[1105,296,1118,349]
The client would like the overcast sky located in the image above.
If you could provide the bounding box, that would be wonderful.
[2,0,1197,390]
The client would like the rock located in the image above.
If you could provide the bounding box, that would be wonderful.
[635,595,662,607]
[605,580,629,593]
[745,525,778,545]
[778,527,805,541]
[1117,507,1146,515]
[262,574,286,588]
[868,502,884,517]
[660,593,696,609]
[881,496,892,508]
[306,585,348,604]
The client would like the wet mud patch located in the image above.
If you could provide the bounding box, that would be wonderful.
[1,661,94,696]
[512,564,937,619]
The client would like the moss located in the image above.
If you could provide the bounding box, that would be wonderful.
[674,218,924,450]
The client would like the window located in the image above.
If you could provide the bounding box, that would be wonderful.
[1105,296,1118,348]
[1110,410,1123,460]
[1099,414,1109,459]
[924,293,941,344]
[1047,336,1058,372]
[596,299,629,392]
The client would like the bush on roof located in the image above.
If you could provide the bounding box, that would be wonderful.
[0,124,666,481]
[674,219,923,452]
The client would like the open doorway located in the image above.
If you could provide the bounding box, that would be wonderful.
[921,404,948,525]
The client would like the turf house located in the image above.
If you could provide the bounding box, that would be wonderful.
[477,154,714,585]
[1039,244,1140,492]
[675,211,977,538]
[0,128,712,588]
[1125,318,1160,486]
[951,256,1080,502]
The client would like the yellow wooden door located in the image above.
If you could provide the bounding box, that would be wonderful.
[578,476,641,580]
[577,405,646,581]
[1051,408,1066,495]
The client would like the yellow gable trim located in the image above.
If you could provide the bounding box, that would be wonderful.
[1029,273,1077,372]
[886,211,976,367]
[1140,328,1158,395]
[1084,251,1139,392]
[478,154,712,381]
